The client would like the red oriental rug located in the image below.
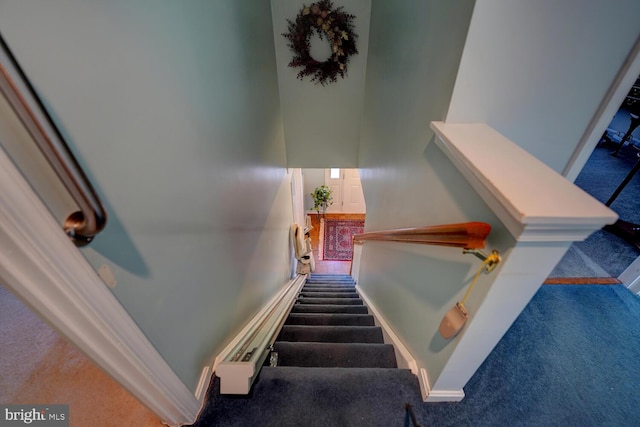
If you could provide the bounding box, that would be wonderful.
[323,219,365,261]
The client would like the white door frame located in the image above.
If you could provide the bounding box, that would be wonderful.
[562,37,640,288]
[323,168,367,214]
[619,256,640,295]
[563,37,640,181]
[0,147,200,426]
[342,168,367,214]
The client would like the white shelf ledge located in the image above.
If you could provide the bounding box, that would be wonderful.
[430,122,617,242]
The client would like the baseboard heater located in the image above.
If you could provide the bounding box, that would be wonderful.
[215,274,306,394]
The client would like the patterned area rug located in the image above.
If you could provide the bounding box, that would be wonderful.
[323,219,365,261]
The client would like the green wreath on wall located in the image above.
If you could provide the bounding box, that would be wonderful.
[282,0,358,86]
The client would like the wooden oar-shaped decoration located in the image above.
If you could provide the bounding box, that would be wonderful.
[438,250,501,339]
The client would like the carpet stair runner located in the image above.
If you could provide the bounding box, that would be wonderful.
[192,273,424,426]
[191,282,640,426]
[273,273,398,369]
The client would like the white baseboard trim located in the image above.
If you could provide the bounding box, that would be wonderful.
[418,368,430,401]
[356,286,418,375]
[419,368,465,402]
[194,366,212,402]
[424,389,466,402]
[0,147,199,426]
[356,286,466,403]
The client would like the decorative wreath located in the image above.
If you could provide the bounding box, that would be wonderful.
[282,1,358,86]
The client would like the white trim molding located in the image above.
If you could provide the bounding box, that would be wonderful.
[563,37,640,181]
[357,286,431,396]
[194,366,212,402]
[214,274,306,394]
[423,388,465,403]
[358,286,466,402]
[419,363,464,402]
[619,256,640,296]
[424,121,618,400]
[430,122,618,242]
[356,286,418,375]
[0,147,199,426]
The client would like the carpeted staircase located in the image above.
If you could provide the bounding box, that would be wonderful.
[273,273,398,369]
[192,273,423,426]
[192,282,640,427]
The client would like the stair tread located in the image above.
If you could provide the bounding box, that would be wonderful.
[302,287,357,292]
[261,366,414,377]
[288,313,371,318]
[278,325,384,343]
[291,304,369,314]
[304,283,356,287]
[207,368,419,426]
[273,342,397,368]
[297,297,363,305]
[299,292,359,298]
[285,313,374,326]
[309,274,353,277]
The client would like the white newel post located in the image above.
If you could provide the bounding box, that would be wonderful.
[425,122,618,401]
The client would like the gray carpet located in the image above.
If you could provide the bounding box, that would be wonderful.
[273,274,397,368]
[277,325,384,343]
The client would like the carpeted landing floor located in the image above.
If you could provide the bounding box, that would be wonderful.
[191,278,640,426]
[550,141,640,278]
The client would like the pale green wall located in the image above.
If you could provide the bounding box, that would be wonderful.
[446,0,640,173]
[358,0,640,386]
[5,0,635,395]
[0,0,293,391]
[356,147,515,384]
[360,0,478,232]
[357,0,486,384]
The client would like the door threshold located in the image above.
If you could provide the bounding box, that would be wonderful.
[544,277,621,285]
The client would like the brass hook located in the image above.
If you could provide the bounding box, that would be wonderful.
[462,249,501,273]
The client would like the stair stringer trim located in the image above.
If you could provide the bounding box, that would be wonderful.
[356,287,419,374]
[357,286,465,402]
[214,274,307,394]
